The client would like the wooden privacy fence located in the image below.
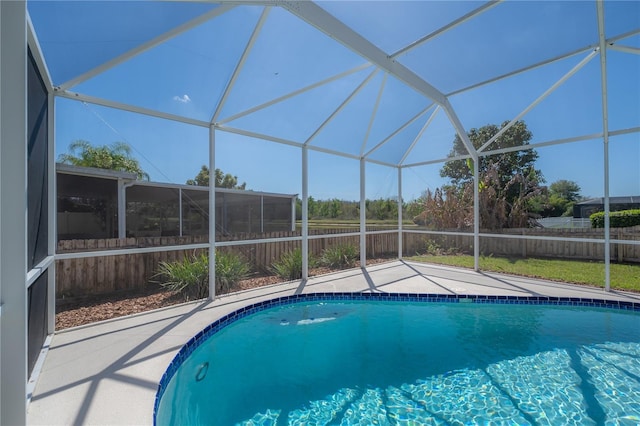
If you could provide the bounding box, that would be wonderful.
[55,228,398,298]
[56,226,640,298]
[402,227,640,263]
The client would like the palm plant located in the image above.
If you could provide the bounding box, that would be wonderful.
[321,244,358,269]
[155,251,250,300]
[58,140,149,180]
[272,248,317,280]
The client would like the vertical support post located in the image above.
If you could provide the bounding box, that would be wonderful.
[473,157,480,271]
[260,195,264,233]
[117,180,126,238]
[301,147,309,281]
[208,126,216,299]
[360,158,366,267]
[178,188,183,237]
[597,1,611,291]
[291,196,296,232]
[0,1,28,424]
[46,91,55,335]
[397,166,403,259]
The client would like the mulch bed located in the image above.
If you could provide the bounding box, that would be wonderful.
[56,258,395,330]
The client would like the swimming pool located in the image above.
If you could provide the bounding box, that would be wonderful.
[155,293,640,425]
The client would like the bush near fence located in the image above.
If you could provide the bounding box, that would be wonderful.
[591,209,640,228]
[55,228,398,299]
[56,226,640,299]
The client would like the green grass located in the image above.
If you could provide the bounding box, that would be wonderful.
[407,254,640,293]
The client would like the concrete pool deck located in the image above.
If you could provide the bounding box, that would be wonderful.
[27,260,640,425]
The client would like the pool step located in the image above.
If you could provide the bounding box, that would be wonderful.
[237,342,640,425]
[385,386,445,425]
[579,343,640,425]
[406,369,531,425]
[340,388,389,425]
[287,387,357,425]
[238,408,280,426]
[487,349,595,425]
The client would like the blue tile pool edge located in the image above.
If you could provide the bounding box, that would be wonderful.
[152,292,640,423]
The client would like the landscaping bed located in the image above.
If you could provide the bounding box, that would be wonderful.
[56,258,393,330]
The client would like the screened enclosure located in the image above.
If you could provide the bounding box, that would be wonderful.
[57,165,295,239]
[126,184,296,237]
[1,1,639,422]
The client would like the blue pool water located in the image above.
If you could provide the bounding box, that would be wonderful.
[156,298,640,425]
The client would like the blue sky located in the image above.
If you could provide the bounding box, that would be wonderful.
[30,1,639,202]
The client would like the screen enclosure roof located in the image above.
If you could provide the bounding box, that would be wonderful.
[28,1,640,169]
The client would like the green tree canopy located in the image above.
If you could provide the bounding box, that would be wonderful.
[58,140,149,180]
[416,121,545,229]
[186,165,246,190]
[529,179,582,217]
[440,121,544,205]
[549,180,581,202]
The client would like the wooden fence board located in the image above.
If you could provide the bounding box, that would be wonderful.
[55,227,640,298]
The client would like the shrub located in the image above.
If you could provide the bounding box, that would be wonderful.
[156,252,209,301]
[321,244,358,269]
[590,209,640,228]
[425,239,443,255]
[272,248,316,281]
[215,251,251,293]
[155,251,250,300]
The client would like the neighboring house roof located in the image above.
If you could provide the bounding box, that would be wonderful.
[55,163,297,198]
[56,163,138,181]
[575,196,640,205]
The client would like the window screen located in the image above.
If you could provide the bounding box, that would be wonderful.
[27,49,49,267]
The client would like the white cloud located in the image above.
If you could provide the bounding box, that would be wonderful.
[173,94,191,103]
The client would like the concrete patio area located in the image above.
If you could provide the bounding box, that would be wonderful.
[27,260,640,425]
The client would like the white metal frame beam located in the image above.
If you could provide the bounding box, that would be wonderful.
[391,1,503,58]
[363,104,433,159]
[279,1,447,106]
[608,44,640,55]
[46,86,56,336]
[360,73,387,156]
[27,16,53,93]
[281,1,477,161]
[397,167,403,259]
[216,125,398,167]
[217,63,372,125]
[305,69,378,146]
[399,105,439,165]
[596,0,611,292]
[401,126,640,170]
[208,126,216,299]
[56,90,211,128]
[478,50,598,153]
[211,7,270,123]
[301,147,309,281]
[58,5,235,90]
[359,158,366,267]
[446,44,596,97]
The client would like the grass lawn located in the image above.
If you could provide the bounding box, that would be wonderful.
[407,254,640,293]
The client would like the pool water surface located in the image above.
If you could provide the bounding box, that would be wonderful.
[156,299,640,425]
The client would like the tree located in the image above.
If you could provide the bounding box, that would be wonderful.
[186,165,246,190]
[424,121,545,229]
[549,180,581,203]
[440,121,543,203]
[529,179,582,217]
[58,140,149,180]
